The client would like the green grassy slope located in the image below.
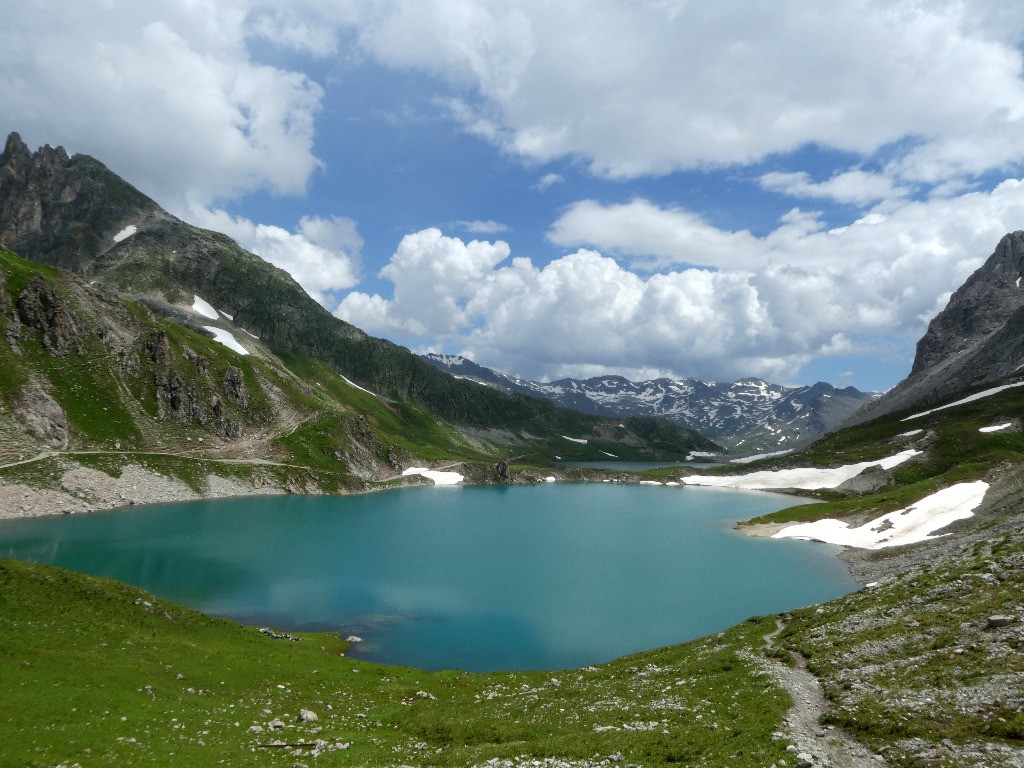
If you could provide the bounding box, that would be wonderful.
[0,559,794,768]
[0,246,713,485]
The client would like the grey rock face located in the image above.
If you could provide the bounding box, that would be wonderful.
[222,366,249,408]
[13,383,69,449]
[913,232,1024,375]
[0,132,157,272]
[836,464,893,495]
[16,276,82,356]
[848,231,1024,425]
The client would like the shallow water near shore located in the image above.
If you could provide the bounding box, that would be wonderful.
[0,483,856,671]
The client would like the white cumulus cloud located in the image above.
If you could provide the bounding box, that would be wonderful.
[339,178,1024,383]
[339,1,1024,184]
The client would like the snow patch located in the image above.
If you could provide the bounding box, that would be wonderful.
[544,476,557,483]
[192,295,219,320]
[600,451,618,458]
[202,326,249,356]
[683,449,920,491]
[562,435,588,444]
[341,375,379,398]
[687,451,719,459]
[112,224,137,243]
[980,423,1013,433]
[730,450,792,465]
[402,467,464,486]
[902,382,1024,421]
[773,481,988,549]
[897,429,924,438]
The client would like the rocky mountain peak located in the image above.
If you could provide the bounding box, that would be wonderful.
[0,131,158,272]
[846,231,1024,425]
[911,230,1024,375]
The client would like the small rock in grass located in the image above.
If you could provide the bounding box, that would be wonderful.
[299,708,318,722]
[268,718,286,730]
[987,615,1016,629]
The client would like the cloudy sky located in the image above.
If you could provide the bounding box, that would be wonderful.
[5,1,1024,391]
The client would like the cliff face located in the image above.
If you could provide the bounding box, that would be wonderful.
[0,132,159,272]
[912,231,1024,375]
[847,231,1024,425]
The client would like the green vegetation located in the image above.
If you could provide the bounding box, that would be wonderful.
[779,530,1024,764]
[0,559,795,768]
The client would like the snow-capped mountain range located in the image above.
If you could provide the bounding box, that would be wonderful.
[422,354,878,454]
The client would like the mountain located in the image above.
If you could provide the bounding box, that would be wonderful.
[423,353,876,453]
[847,230,1024,425]
[0,132,716,468]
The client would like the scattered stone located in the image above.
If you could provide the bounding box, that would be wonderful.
[260,627,300,641]
[986,614,1016,629]
[298,709,318,723]
[268,718,286,730]
[345,635,362,643]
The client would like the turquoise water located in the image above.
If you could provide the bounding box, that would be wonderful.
[0,483,856,672]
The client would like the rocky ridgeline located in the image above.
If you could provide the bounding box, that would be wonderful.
[848,231,1024,425]
[422,354,875,452]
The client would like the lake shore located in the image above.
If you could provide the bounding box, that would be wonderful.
[0,463,284,521]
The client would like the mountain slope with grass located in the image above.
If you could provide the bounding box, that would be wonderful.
[0,245,721,513]
[0,133,715,467]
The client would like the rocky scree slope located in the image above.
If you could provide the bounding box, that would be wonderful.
[847,230,1024,425]
[0,247,445,498]
[0,132,715,461]
[424,353,875,453]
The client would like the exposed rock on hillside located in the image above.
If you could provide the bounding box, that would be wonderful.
[848,231,1024,425]
[16,275,82,356]
[12,383,68,449]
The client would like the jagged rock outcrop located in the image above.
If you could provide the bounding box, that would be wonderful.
[16,276,82,356]
[222,366,248,408]
[0,132,158,273]
[12,383,68,449]
[848,232,1024,425]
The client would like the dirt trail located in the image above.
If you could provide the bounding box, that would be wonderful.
[761,618,885,768]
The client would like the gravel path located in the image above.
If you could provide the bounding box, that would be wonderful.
[760,618,885,768]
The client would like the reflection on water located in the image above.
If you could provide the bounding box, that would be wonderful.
[0,484,856,672]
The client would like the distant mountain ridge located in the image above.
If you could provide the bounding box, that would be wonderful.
[422,353,877,453]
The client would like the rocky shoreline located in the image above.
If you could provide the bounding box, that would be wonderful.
[0,463,284,521]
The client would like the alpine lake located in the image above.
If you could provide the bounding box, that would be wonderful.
[0,481,857,672]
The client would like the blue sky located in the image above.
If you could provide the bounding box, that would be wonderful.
[6,2,1024,392]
